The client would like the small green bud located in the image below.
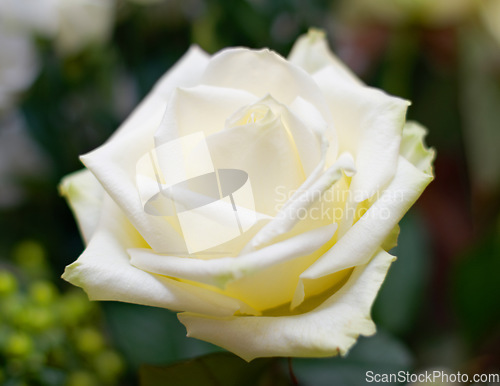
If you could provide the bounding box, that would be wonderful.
[25,307,54,331]
[29,281,58,305]
[66,371,98,386]
[2,294,28,324]
[74,328,104,355]
[4,332,33,357]
[94,350,124,381]
[0,270,17,296]
[59,290,92,326]
[13,240,47,269]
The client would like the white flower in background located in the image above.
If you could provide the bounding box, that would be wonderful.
[60,30,434,361]
[0,0,58,36]
[0,0,115,56]
[54,0,115,55]
[0,27,38,111]
[0,0,55,110]
[338,0,479,27]
[0,0,115,111]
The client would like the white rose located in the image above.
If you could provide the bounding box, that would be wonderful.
[54,0,115,55]
[61,29,434,361]
[0,0,114,56]
[0,0,58,36]
[0,26,39,111]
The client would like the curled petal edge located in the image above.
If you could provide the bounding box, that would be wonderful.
[178,248,395,361]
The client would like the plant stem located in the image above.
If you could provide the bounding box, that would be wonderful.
[288,357,299,385]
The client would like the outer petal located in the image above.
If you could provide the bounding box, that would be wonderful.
[59,169,104,244]
[128,224,336,288]
[321,78,408,238]
[80,47,210,253]
[108,45,209,141]
[400,121,435,175]
[293,154,433,307]
[178,248,395,361]
[314,66,409,202]
[62,194,255,317]
[288,28,362,85]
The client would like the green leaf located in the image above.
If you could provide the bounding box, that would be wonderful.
[293,329,413,386]
[102,302,222,369]
[139,352,289,386]
[452,231,500,344]
[372,211,432,336]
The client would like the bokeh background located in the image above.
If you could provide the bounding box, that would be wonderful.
[1,0,499,385]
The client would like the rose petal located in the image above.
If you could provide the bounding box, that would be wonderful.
[382,224,401,251]
[263,96,326,176]
[59,169,104,243]
[110,45,209,141]
[244,152,356,250]
[154,85,257,145]
[314,66,410,201]
[293,155,433,308]
[80,47,210,253]
[400,121,435,175]
[200,47,337,159]
[128,223,335,288]
[288,28,362,85]
[205,99,308,216]
[62,194,255,317]
[178,248,395,361]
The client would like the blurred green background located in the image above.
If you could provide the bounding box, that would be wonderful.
[1,0,499,385]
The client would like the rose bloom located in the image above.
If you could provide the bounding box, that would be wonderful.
[0,28,38,111]
[61,30,434,361]
[0,0,114,56]
[55,0,115,55]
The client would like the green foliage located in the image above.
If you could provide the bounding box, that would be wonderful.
[452,231,500,344]
[140,352,290,386]
[293,329,413,386]
[373,211,432,336]
[102,302,223,369]
[0,241,124,386]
